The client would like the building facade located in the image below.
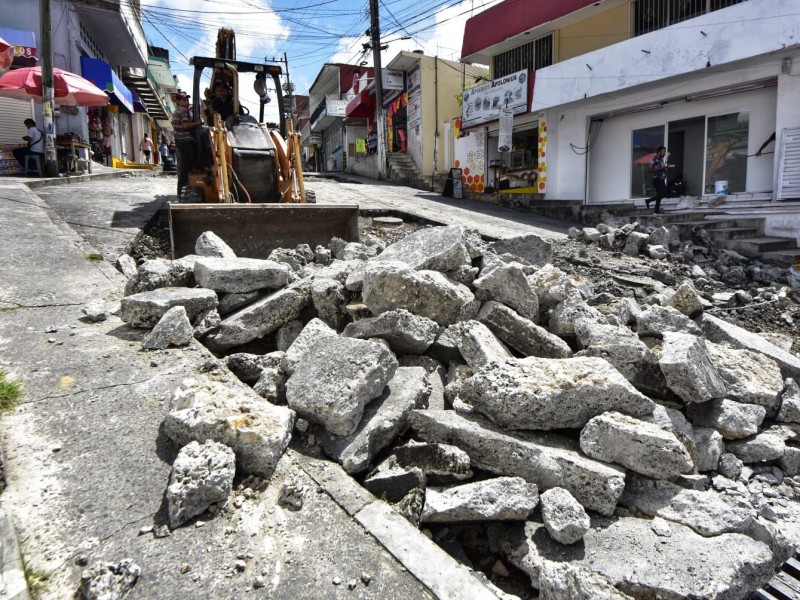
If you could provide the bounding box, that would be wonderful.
[461,0,800,203]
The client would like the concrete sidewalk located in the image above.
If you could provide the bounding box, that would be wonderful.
[0,175,505,598]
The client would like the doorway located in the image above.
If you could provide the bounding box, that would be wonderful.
[667,116,704,198]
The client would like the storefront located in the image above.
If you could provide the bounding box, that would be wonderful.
[586,82,778,203]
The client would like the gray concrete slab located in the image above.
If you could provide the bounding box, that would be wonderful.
[0,175,511,599]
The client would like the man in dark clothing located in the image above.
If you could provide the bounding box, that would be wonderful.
[171,92,202,197]
[211,84,234,123]
[645,146,674,214]
[12,118,45,169]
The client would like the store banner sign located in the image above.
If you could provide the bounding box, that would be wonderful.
[454,131,486,193]
[383,70,405,91]
[498,108,513,152]
[537,114,548,193]
[462,69,528,128]
[326,95,349,118]
[306,133,322,145]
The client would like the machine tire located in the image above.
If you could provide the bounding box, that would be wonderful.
[180,185,204,204]
[305,190,316,204]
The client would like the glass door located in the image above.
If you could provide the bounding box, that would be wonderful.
[631,125,665,198]
[705,110,749,194]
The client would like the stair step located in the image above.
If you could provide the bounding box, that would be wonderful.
[705,227,761,240]
[724,236,797,256]
[762,248,800,266]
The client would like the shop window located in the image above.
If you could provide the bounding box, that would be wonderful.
[493,33,552,79]
[705,110,749,194]
[632,0,747,37]
[631,125,665,197]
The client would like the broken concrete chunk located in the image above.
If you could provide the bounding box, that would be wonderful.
[217,291,263,316]
[659,332,726,403]
[204,284,310,352]
[194,231,237,258]
[192,307,221,339]
[473,262,539,321]
[549,292,607,338]
[701,314,800,379]
[142,305,194,350]
[725,429,787,464]
[410,410,626,516]
[394,440,472,484]
[194,257,290,294]
[693,427,725,472]
[372,225,471,272]
[79,559,141,600]
[167,439,235,529]
[777,378,800,423]
[478,300,572,359]
[399,355,446,411]
[540,487,590,545]
[363,455,425,503]
[362,260,475,326]
[268,247,306,273]
[342,308,439,355]
[282,317,338,375]
[623,231,649,256]
[665,280,704,319]
[636,305,701,337]
[488,233,553,266]
[394,487,425,527]
[537,561,633,600]
[580,412,693,479]
[502,518,775,600]
[224,352,285,385]
[421,477,539,523]
[454,320,513,369]
[643,404,699,469]
[286,336,398,436]
[121,287,218,328]
[163,375,294,478]
[116,253,138,279]
[253,367,287,404]
[718,452,744,480]
[276,319,303,352]
[82,299,109,322]
[316,367,430,473]
[310,276,349,330]
[460,356,654,431]
[687,399,766,440]
[706,342,784,414]
[124,256,197,296]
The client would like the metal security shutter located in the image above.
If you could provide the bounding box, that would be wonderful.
[0,97,34,145]
[778,127,800,200]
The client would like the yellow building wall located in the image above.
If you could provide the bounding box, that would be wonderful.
[416,56,487,177]
[558,3,630,62]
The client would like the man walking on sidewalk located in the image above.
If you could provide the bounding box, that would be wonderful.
[139,133,154,164]
[645,146,674,214]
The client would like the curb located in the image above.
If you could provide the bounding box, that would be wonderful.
[0,512,31,600]
[299,455,500,600]
[22,168,158,190]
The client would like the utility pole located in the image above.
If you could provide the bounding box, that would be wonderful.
[40,0,58,176]
[368,0,387,178]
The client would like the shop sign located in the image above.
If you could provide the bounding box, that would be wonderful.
[383,70,404,91]
[461,69,528,128]
[306,133,322,145]
[0,27,37,68]
[326,95,349,117]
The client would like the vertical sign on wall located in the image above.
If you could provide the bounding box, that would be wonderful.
[407,66,423,171]
[537,114,547,193]
[498,107,513,152]
[454,131,486,193]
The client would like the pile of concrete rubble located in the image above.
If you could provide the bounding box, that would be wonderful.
[107,224,800,599]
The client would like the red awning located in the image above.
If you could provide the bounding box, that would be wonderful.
[346,89,374,119]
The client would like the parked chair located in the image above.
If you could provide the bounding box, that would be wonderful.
[24,154,44,177]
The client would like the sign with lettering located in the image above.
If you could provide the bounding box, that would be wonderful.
[461,69,528,128]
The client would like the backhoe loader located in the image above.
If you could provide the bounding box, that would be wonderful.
[168,28,358,259]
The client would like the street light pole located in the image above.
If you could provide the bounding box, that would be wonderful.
[40,0,58,176]
[368,0,387,179]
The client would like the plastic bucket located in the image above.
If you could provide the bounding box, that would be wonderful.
[714,180,729,195]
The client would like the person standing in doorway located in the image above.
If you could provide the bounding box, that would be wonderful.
[171,92,202,198]
[12,118,44,169]
[645,146,674,214]
[139,133,154,164]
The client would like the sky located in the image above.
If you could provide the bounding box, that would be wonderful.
[140,0,503,122]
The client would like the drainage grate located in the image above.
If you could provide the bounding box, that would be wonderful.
[755,555,800,599]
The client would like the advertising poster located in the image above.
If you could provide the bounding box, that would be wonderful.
[537,115,547,193]
[498,108,513,152]
[461,69,528,128]
[454,131,485,193]
[383,70,405,91]
[407,66,423,171]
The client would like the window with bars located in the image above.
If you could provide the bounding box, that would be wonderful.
[632,0,748,36]
[493,33,553,79]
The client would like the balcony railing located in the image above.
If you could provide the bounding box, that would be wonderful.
[632,0,748,37]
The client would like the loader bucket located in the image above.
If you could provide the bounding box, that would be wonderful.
[169,203,360,259]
